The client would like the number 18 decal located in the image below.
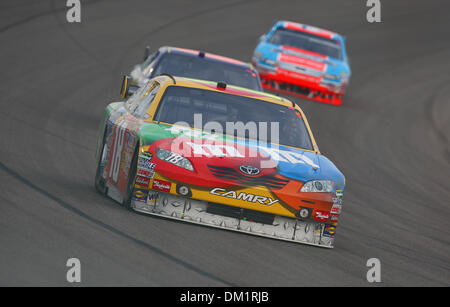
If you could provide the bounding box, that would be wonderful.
[109,120,127,183]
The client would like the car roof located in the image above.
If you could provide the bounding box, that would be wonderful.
[158,46,254,69]
[153,75,295,108]
[274,20,344,40]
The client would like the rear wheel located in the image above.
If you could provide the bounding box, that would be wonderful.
[122,147,139,210]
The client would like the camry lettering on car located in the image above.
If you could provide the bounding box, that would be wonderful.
[210,188,279,205]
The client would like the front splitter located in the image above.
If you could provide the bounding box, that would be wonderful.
[131,192,334,248]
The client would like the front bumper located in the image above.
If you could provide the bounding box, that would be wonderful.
[131,191,336,248]
[256,66,346,106]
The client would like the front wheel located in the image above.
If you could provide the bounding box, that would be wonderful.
[122,147,139,210]
[95,135,108,194]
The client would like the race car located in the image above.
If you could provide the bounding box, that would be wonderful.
[252,21,351,105]
[120,46,262,98]
[95,74,345,248]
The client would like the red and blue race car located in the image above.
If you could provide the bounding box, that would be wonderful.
[252,21,351,105]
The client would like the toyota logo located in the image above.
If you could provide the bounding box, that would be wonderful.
[239,165,260,176]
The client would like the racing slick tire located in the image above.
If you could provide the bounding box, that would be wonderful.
[94,130,108,195]
[122,146,139,210]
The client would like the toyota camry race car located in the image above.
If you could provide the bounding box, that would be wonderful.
[252,21,351,105]
[96,75,345,248]
[121,46,262,98]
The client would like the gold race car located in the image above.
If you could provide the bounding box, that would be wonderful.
[95,75,345,248]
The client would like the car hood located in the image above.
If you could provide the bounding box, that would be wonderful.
[257,42,350,76]
[138,123,345,191]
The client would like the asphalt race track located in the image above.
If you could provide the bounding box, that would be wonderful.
[0,0,449,286]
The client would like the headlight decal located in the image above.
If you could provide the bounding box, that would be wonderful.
[300,180,334,192]
[323,73,341,81]
[156,148,194,171]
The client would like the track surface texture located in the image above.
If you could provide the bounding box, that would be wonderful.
[0,0,449,286]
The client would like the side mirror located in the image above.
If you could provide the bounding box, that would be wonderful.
[144,46,151,61]
[120,75,138,99]
[259,34,266,42]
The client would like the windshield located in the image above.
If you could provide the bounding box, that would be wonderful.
[155,86,314,150]
[269,28,342,59]
[153,53,261,91]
